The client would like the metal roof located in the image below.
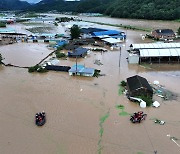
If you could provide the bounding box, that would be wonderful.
[102,38,122,44]
[69,64,95,74]
[131,43,180,50]
[92,30,120,36]
[140,48,180,57]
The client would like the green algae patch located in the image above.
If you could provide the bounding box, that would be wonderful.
[119,111,129,116]
[116,104,125,110]
[98,111,110,154]
[137,152,144,154]
[118,85,124,95]
[116,104,130,116]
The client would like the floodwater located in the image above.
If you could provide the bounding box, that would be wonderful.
[80,16,180,31]
[0,43,52,67]
[0,15,180,154]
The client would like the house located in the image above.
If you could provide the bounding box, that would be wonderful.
[68,47,89,58]
[151,29,175,40]
[126,75,153,98]
[68,64,95,77]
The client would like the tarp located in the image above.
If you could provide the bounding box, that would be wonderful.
[92,30,120,36]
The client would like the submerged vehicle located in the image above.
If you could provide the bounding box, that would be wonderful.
[35,111,46,126]
[130,111,147,123]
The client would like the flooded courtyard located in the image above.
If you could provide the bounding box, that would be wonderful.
[0,15,180,154]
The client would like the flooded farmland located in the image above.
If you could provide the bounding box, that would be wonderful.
[0,15,180,154]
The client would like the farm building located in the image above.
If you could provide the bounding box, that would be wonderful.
[128,43,180,64]
[81,28,126,40]
[68,64,95,77]
[126,75,153,98]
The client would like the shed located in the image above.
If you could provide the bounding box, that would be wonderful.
[68,47,89,58]
[127,75,153,98]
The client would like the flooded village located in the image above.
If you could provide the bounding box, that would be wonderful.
[0,12,180,154]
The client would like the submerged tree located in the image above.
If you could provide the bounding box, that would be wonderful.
[70,24,81,40]
[178,27,180,36]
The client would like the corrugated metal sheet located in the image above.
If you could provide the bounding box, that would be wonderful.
[140,48,180,57]
[132,43,180,50]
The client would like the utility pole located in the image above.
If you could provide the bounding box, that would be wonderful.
[76,56,77,75]
[119,46,121,67]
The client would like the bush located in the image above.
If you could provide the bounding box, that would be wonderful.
[178,27,180,35]
[55,52,66,58]
[0,22,6,27]
[28,65,47,73]
[120,80,127,87]
[137,95,153,107]
[93,69,101,77]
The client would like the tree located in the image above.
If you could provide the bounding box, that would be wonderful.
[70,24,81,40]
[178,27,180,35]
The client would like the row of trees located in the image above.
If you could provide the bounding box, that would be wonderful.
[30,0,180,20]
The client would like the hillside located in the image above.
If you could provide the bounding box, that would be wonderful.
[0,0,30,10]
[29,0,79,12]
[105,0,180,20]
[30,0,180,20]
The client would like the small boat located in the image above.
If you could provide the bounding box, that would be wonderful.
[35,111,46,126]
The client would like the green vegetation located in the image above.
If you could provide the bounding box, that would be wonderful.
[98,112,110,154]
[28,65,48,73]
[116,104,130,116]
[70,25,81,40]
[24,12,39,18]
[93,69,101,78]
[76,0,180,20]
[120,80,126,87]
[55,51,67,59]
[0,22,6,27]
[118,80,127,95]
[178,27,180,35]
[137,95,153,107]
[55,17,74,22]
[54,22,58,26]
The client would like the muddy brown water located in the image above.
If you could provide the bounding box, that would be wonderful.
[0,16,180,154]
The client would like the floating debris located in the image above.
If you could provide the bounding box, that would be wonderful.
[94,59,103,66]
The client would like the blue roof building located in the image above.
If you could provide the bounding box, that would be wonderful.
[69,64,95,77]
[92,30,120,36]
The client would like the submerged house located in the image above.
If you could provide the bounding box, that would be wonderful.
[126,75,153,98]
[68,64,95,77]
[68,47,89,58]
[151,29,175,40]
